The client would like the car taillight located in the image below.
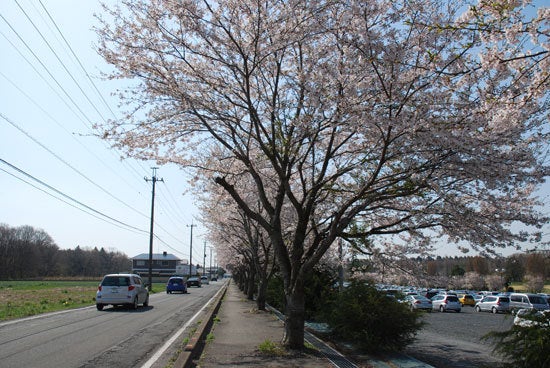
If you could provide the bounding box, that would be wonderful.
[128,285,135,291]
[98,285,102,291]
[415,301,421,304]
[496,300,501,306]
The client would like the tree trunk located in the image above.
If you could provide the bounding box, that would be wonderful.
[283,278,305,349]
[246,269,256,300]
[256,277,268,310]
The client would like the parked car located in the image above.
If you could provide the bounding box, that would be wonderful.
[424,290,440,299]
[458,293,476,307]
[404,294,432,312]
[473,294,484,303]
[509,293,550,313]
[186,276,202,287]
[474,295,510,314]
[538,293,550,303]
[200,276,210,285]
[166,276,188,294]
[431,294,461,312]
[96,273,149,310]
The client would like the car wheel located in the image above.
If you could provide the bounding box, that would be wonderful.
[492,307,498,314]
[456,309,461,313]
[132,297,138,310]
[143,295,149,307]
[475,306,481,312]
[96,304,104,311]
[439,305,444,312]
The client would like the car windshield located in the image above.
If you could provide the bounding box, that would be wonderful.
[447,296,459,302]
[499,297,510,303]
[102,276,129,286]
[170,279,182,285]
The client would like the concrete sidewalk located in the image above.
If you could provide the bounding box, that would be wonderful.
[197,281,331,367]
[195,281,433,368]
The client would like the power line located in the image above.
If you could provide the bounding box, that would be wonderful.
[0,13,94,129]
[2,161,194,256]
[0,70,148,195]
[13,0,107,123]
[0,167,144,235]
[0,111,150,220]
[0,157,146,234]
[37,0,119,120]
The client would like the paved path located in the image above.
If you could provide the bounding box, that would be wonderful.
[198,281,332,367]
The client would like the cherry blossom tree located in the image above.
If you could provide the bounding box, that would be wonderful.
[198,181,276,309]
[96,0,549,348]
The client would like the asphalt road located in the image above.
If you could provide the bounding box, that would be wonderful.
[405,306,515,367]
[0,281,224,368]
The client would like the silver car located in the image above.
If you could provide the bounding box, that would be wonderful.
[431,294,461,312]
[405,295,432,312]
[96,273,149,310]
[509,293,549,313]
[475,295,510,314]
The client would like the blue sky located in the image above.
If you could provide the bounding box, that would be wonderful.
[0,0,548,260]
[0,0,207,265]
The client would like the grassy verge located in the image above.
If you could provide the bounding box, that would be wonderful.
[0,280,99,321]
[0,280,166,321]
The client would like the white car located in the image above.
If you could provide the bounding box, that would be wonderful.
[96,273,149,310]
[200,275,210,285]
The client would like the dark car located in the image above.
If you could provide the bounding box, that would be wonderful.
[186,276,202,288]
[166,276,188,294]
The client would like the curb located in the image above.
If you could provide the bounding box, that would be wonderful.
[173,281,229,368]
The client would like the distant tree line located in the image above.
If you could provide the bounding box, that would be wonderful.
[420,253,549,282]
[0,224,131,279]
[355,250,549,292]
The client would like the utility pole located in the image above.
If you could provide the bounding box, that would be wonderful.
[187,222,196,277]
[145,167,163,290]
[209,246,212,279]
[203,241,207,278]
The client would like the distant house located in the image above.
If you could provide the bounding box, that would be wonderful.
[132,251,182,277]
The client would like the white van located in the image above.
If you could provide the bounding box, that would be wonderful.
[509,293,549,313]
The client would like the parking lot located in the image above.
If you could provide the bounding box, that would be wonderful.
[405,306,515,367]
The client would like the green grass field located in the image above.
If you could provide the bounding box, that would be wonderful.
[0,280,166,321]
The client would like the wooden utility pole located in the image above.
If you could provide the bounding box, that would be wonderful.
[187,222,196,276]
[145,167,163,290]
